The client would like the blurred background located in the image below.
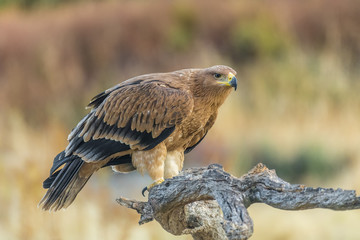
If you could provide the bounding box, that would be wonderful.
[1,0,360,239]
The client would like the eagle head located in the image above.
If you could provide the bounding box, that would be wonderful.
[191,65,238,100]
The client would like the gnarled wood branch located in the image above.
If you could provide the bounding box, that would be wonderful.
[117,163,360,240]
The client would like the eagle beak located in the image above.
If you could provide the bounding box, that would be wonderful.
[228,72,237,91]
[217,72,237,90]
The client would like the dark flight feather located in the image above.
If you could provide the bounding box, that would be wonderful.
[39,157,85,211]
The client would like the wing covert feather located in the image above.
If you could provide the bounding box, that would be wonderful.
[92,81,193,140]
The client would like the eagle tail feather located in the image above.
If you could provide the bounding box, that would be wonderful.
[39,156,90,211]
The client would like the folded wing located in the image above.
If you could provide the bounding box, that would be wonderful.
[40,77,194,210]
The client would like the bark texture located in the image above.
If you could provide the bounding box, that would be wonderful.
[117,163,360,240]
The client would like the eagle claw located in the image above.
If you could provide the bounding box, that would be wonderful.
[142,178,164,197]
[141,186,148,197]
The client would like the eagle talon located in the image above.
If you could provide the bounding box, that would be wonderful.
[141,178,165,197]
[141,186,148,197]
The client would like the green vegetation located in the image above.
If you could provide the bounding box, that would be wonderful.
[166,4,196,51]
[231,15,289,61]
[236,143,350,183]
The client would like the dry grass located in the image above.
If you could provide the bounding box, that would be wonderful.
[1,0,360,239]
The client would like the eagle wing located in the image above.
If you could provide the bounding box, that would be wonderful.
[64,78,194,164]
[41,77,194,211]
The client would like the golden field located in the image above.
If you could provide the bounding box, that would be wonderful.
[1,0,360,239]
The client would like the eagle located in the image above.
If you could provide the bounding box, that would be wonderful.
[39,65,237,211]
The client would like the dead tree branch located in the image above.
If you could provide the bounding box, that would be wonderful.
[117,163,360,240]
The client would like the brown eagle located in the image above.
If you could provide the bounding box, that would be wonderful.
[39,65,237,211]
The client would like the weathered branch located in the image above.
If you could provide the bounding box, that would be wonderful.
[117,163,360,240]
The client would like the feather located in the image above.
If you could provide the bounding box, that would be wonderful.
[39,156,85,211]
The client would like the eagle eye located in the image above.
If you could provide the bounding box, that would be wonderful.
[213,73,222,79]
